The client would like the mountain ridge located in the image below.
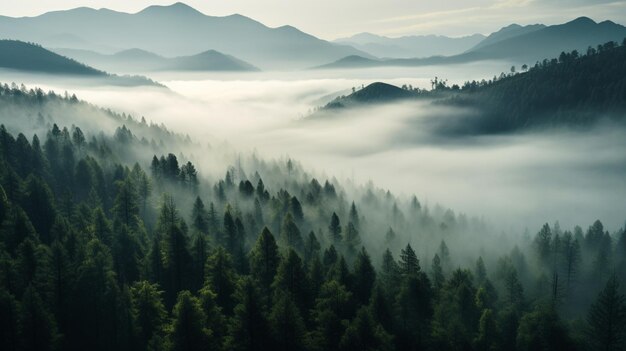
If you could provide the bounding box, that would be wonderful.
[0,2,372,69]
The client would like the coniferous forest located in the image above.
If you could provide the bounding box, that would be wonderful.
[0,79,625,351]
[1,3,626,351]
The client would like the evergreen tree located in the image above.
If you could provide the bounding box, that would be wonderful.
[399,244,420,276]
[168,291,214,351]
[587,274,626,351]
[344,222,361,260]
[348,201,360,231]
[269,293,307,351]
[272,249,309,314]
[225,277,272,351]
[191,197,208,235]
[303,231,321,264]
[17,286,59,351]
[205,247,237,315]
[249,227,280,304]
[280,213,303,252]
[353,247,376,305]
[130,281,167,350]
[431,254,445,292]
[329,212,342,245]
[339,307,393,351]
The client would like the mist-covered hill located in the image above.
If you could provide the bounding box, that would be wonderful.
[53,48,259,73]
[315,40,626,134]
[334,32,485,58]
[318,17,626,69]
[0,40,163,87]
[0,2,371,69]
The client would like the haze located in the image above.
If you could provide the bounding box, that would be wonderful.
[4,61,623,231]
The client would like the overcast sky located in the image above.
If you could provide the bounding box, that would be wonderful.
[2,0,626,39]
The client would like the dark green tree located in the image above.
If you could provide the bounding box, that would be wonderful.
[587,274,626,351]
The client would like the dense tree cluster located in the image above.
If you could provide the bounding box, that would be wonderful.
[442,39,626,133]
[0,80,626,351]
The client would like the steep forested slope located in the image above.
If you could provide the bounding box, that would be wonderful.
[0,82,625,351]
[445,39,626,133]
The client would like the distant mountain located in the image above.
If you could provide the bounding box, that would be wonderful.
[464,17,626,62]
[318,17,626,69]
[0,2,372,69]
[0,40,162,87]
[314,55,381,69]
[467,23,545,51]
[335,33,485,58]
[54,48,259,72]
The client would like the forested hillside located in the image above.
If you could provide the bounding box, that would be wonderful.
[444,39,626,133]
[0,82,625,351]
[317,39,626,135]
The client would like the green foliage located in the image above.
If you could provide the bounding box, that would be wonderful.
[0,97,622,351]
[587,274,626,351]
[168,290,214,351]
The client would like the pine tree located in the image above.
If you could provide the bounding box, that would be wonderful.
[112,178,140,229]
[191,197,208,235]
[587,274,626,351]
[309,280,353,350]
[353,247,376,305]
[17,286,59,351]
[349,201,360,231]
[131,281,167,350]
[344,222,361,260]
[280,213,303,252]
[205,247,237,315]
[474,309,498,351]
[190,233,209,291]
[249,227,280,304]
[339,307,393,351]
[431,254,445,292]
[329,212,342,245]
[399,244,420,276]
[379,249,401,298]
[269,293,307,351]
[303,231,321,264]
[272,249,309,314]
[225,277,272,351]
[168,291,213,351]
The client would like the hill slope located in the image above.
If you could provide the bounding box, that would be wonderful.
[0,40,104,75]
[315,41,626,134]
[0,40,163,87]
[0,2,371,69]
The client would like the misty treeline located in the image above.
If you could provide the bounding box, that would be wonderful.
[0,82,626,351]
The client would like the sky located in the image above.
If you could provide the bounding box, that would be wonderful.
[2,0,626,39]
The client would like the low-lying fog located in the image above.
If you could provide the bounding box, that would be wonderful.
[7,62,625,231]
